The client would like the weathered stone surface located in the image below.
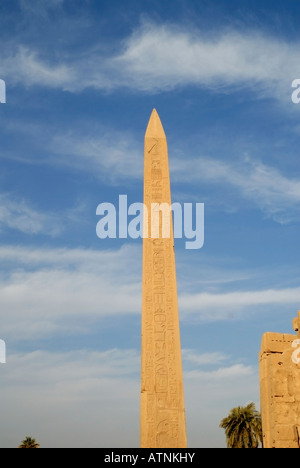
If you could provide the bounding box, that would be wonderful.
[259,311,300,448]
[140,109,187,448]
[260,332,296,354]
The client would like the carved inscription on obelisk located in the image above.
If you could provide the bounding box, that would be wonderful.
[140,109,187,448]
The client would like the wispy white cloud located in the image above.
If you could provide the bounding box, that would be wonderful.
[1,21,300,99]
[0,117,143,183]
[0,245,141,340]
[0,192,85,236]
[185,363,254,380]
[0,244,298,341]
[113,22,299,97]
[180,287,300,321]
[50,127,143,183]
[182,349,228,366]
[7,46,71,88]
[172,154,300,223]
[3,113,299,223]
[0,193,60,235]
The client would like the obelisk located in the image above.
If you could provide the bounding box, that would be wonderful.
[140,109,187,448]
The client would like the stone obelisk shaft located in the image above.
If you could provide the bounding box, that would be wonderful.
[140,109,187,448]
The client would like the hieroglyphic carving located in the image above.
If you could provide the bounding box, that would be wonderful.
[140,109,187,448]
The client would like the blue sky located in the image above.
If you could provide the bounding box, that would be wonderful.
[0,0,300,448]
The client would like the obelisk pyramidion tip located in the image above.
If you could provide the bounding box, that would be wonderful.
[145,109,166,139]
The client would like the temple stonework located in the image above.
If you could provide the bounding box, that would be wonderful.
[259,311,300,448]
[140,109,187,448]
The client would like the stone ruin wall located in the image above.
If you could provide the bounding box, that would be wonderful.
[259,312,300,448]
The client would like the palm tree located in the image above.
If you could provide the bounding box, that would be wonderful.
[220,402,262,448]
[18,436,40,448]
